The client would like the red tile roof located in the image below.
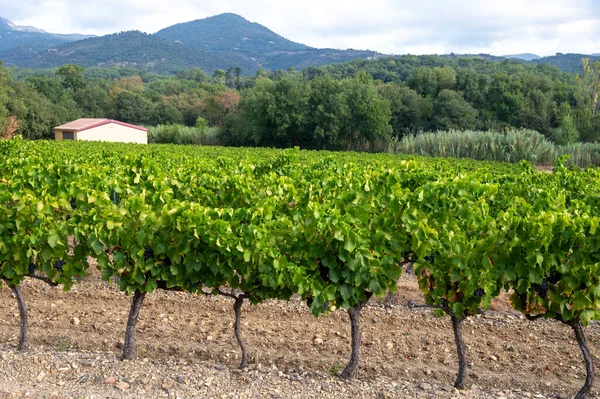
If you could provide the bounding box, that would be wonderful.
[54,118,148,133]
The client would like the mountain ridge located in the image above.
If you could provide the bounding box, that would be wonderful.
[0,17,94,65]
[0,13,597,74]
[503,53,541,61]
[0,17,46,33]
[6,13,381,74]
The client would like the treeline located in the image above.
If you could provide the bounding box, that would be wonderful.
[0,54,599,148]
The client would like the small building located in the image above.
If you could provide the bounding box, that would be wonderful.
[54,118,148,144]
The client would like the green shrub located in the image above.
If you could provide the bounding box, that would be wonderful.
[551,115,579,146]
[389,128,600,168]
[196,117,209,133]
[390,129,555,164]
[147,124,220,146]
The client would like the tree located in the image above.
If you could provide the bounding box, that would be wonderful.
[6,80,81,139]
[72,81,111,118]
[148,102,183,126]
[177,68,208,83]
[26,77,65,104]
[304,75,348,149]
[432,89,478,131]
[163,92,206,126]
[574,58,600,141]
[486,72,524,126]
[201,90,240,126]
[110,76,145,99]
[112,91,153,125]
[378,83,431,138]
[552,113,579,145]
[0,61,10,135]
[196,116,209,132]
[224,73,392,150]
[225,67,241,89]
[56,64,86,92]
[455,68,490,108]
[212,69,226,85]
[237,76,309,147]
[339,73,392,150]
[407,67,456,97]
[513,72,555,136]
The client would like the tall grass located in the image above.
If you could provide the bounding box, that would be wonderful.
[148,125,220,146]
[390,129,600,168]
[557,143,600,168]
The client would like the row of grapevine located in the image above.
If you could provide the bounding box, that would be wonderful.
[1,140,600,398]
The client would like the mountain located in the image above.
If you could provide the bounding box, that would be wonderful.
[0,17,93,65]
[441,53,507,62]
[441,52,599,74]
[5,13,595,75]
[503,53,541,61]
[155,13,311,57]
[0,17,46,33]
[25,31,260,74]
[532,53,600,73]
[7,13,381,74]
[155,13,380,71]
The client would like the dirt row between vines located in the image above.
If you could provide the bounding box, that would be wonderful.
[0,272,598,398]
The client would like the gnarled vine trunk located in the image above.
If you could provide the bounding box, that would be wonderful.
[233,296,248,369]
[568,320,594,399]
[451,315,467,389]
[10,285,28,351]
[340,295,371,379]
[121,290,146,360]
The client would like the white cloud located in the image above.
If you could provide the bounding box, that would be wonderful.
[0,0,598,55]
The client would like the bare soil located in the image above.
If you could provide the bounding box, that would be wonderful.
[0,271,598,398]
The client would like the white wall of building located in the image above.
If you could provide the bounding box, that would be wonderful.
[57,123,148,144]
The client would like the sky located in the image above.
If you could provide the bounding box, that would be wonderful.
[1,0,599,56]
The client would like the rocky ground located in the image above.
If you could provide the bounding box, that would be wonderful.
[0,272,598,398]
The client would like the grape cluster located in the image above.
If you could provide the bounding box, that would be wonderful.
[143,247,154,261]
[318,263,332,283]
[424,254,435,264]
[474,288,485,298]
[54,260,66,271]
[162,257,172,267]
[305,297,330,312]
[547,271,562,284]
[28,263,36,274]
[70,198,77,210]
[539,280,548,299]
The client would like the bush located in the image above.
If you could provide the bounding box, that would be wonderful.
[557,143,600,167]
[551,115,579,146]
[196,116,209,133]
[390,129,555,164]
[389,128,600,168]
[147,124,220,146]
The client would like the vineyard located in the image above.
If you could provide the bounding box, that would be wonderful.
[1,140,600,398]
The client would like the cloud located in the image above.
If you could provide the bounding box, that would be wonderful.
[0,0,598,55]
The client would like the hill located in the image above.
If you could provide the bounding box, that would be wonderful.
[442,52,598,74]
[0,17,92,65]
[155,13,380,71]
[503,53,541,61]
[22,31,259,74]
[532,53,600,73]
[155,13,311,57]
[8,13,381,74]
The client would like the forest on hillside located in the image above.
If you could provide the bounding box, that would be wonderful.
[0,54,599,150]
